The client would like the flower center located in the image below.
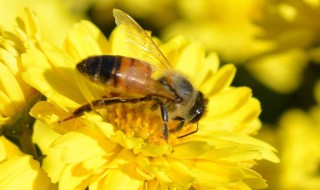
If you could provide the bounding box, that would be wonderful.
[98,102,193,144]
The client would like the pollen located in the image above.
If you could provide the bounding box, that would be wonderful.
[98,102,170,144]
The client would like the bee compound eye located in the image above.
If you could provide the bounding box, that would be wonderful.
[174,96,183,103]
[188,92,206,123]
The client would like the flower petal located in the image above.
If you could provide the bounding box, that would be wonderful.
[200,64,236,95]
[185,159,244,188]
[0,156,52,190]
[64,20,110,61]
[100,169,142,190]
[0,62,26,108]
[171,141,214,159]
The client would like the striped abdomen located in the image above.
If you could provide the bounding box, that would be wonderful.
[76,55,175,99]
[77,55,153,92]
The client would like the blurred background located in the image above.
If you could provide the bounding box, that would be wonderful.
[1,0,320,189]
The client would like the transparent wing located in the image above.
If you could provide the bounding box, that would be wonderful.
[113,9,173,71]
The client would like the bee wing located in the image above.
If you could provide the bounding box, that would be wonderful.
[113,9,173,72]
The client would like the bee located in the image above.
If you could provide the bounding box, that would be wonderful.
[63,9,207,140]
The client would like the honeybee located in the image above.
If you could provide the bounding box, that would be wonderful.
[63,9,207,140]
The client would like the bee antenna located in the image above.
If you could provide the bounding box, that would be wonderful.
[177,123,199,139]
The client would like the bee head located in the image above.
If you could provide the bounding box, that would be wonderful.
[171,76,207,123]
[188,92,207,123]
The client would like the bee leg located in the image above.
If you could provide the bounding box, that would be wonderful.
[59,104,93,123]
[170,117,185,133]
[178,123,199,139]
[60,96,154,123]
[159,103,169,141]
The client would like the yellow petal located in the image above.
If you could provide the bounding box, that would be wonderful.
[201,90,262,135]
[111,130,145,151]
[0,47,19,75]
[109,26,132,57]
[0,91,16,123]
[59,164,92,190]
[184,159,244,187]
[30,101,68,126]
[200,64,236,95]
[22,45,84,109]
[214,134,279,163]
[246,49,308,93]
[0,136,23,161]
[0,62,26,107]
[42,148,65,183]
[242,168,268,189]
[16,8,40,39]
[205,87,253,119]
[100,169,142,190]
[32,120,60,155]
[193,52,220,87]
[165,157,195,187]
[139,143,171,157]
[64,20,110,61]
[171,141,214,159]
[51,128,115,164]
[0,156,52,190]
[175,41,205,77]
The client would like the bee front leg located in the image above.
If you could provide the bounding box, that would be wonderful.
[159,103,169,141]
[170,117,185,133]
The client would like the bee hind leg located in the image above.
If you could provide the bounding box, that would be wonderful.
[59,96,154,123]
[59,103,94,123]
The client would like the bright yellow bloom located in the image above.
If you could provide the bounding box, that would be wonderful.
[162,0,272,62]
[255,80,320,189]
[0,0,81,45]
[0,136,53,189]
[245,0,320,93]
[0,10,54,190]
[24,16,278,189]
[275,107,320,190]
[160,0,320,93]
[0,9,41,126]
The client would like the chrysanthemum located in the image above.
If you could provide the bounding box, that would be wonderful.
[0,136,53,189]
[0,9,46,161]
[276,107,320,190]
[0,0,82,45]
[245,0,320,93]
[24,12,278,189]
[161,0,319,93]
[0,8,40,126]
[254,80,320,189]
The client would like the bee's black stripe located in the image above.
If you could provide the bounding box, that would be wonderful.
[113,56,122,87]
[77,55,117,84]
[97,56,117,83]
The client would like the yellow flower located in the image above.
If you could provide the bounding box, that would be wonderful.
[0,9,44,159]
[159,0,320,93]
[162,0,272,62]
[0,0,82,45]
[275,107,320,190]
[245,0,320,93]
[24,14,278,189]
[0,136,53,189]
[255,80,320,189]
[0,9,41,127]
